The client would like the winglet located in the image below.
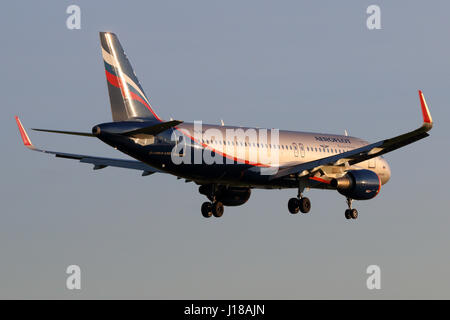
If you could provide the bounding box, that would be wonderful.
[15,116,35,149]
[418,90,433,129]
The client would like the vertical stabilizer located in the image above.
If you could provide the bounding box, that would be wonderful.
[99,32,161,122]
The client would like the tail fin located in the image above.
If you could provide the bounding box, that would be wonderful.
[99,32,161,122]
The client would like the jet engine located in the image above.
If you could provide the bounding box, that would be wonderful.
[330,169,381,200]
[199,185,251,206]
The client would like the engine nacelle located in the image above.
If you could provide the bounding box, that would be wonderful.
[330,169,381,200]
[199,185,251,206]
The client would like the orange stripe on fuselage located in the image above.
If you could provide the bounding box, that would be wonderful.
[176,129,271,168]
[309,176,331,184]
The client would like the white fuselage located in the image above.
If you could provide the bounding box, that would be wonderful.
[176,123,391,185]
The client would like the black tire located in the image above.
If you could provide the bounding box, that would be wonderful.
[212,201,224,218]
[288,198,300,214]
[345,209,351,220]
[299,197,311,214]
[351,208,358,219]
[201,202,213,218]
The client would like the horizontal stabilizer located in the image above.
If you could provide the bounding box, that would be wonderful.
[32,128,94,137]
[15,116,162,175]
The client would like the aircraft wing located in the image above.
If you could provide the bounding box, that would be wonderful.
[15,116,161,176]
[270,90,433,180]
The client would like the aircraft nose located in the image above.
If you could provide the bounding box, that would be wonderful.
[380,158,391,185]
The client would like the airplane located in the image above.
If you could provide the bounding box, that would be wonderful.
[15,32,433,220]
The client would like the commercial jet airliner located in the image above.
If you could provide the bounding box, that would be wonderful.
[15,32,433,220]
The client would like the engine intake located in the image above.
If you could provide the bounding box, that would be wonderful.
[330,169,381,200]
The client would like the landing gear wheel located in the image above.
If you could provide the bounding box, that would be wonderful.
[345,198,358,220]
[299,197,311,214]
[201,202,213,218]
[212,201,224,218]
[288,198,300,214]
[345,209,351,220]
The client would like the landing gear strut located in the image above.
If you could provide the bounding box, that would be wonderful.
[344,198,358,220]
[288,181,311,214]
[201,184,225,218]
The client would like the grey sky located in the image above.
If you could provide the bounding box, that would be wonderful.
[1,0,449,299]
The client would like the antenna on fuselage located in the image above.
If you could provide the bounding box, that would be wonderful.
[220,119,225,126]
[344,129,348,136]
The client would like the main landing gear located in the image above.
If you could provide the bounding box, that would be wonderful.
[201,201,224,218]
[288,197,311,214]
[344,198,358,220]
[288,181,311,214]
[201,184,224,218]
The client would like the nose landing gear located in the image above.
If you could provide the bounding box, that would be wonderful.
[344,198,358,220]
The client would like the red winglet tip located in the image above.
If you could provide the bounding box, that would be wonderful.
[418,90,432,124]
[15,116,32,147]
